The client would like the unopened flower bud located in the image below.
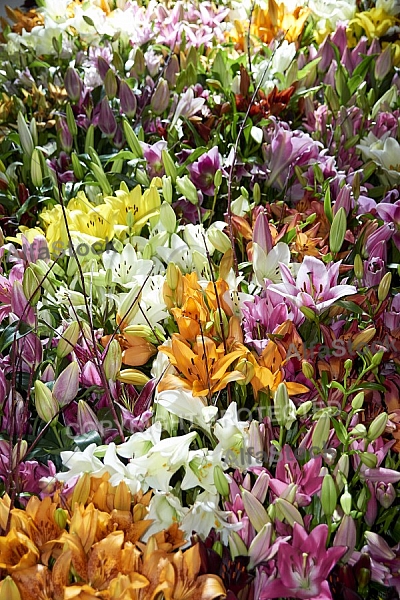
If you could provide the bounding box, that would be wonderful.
[351,327,376,352]
[351,391,364,411]
[340,486,352,515]
[31,148,43,188]
[119,80,137,117]
[214,169,223,189]
[54,507,68,529]
[17,112,34,157]
[330,207,347,254]
[114,481,132,511]
[166,262,181,292]
[123,119,143,158]
[359,452,378,468]
[98,98,117,137]
[23,266,40,305]
[367,412,388,442]
[165,54,179,87]
[375,44,392,80]
[235,359,255,386]
[213,464,230,497]
[312,412,330,452]
[176,175,198,204]
[77,400,103,436]
[52,362,80,406]
[378,271,392,302]
[34,380,59,423]
[212,541,223,557]
[334,454,349,492]
[351,423,367,438]
[301,361,314,380]
[160,202,176,234]
[370,350,384,368]
[162,176,173,204]
[253,182,261,204]
[296,400,313,416]
[242,488,270,532]
[300,306,316,321]
[64,67,82,102]
[117,369,150,386]
[151,78,170,115]
[72,472,91,507]
[0,577,22,600]
[208,228,231,253]
[376,482,395,509]
[57,321,80,358]
[103,339,122,381]
[104,68,118,99]
[354,254,364,280]
[162,149,177,183]
[57,117,73,152]
[321,473,337,517]
[132,48,145,77]
[66,103,77,138]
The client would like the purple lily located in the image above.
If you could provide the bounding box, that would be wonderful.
[268,256,357,314]
[375,193,400,251]
[384,293,400,330]
[260,523,346,599]
[140,140,168,178]
[187,146,222,196]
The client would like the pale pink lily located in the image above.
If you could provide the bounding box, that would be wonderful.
[268,256,357,314]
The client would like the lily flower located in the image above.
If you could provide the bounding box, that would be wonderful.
[269,256,357,314]
[260,523,346,599]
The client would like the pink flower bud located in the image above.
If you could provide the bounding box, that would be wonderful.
[77,400,104,436]
[98,98,117,137]
[57,117,73,153]
[52,362,80,406]
[150,79,169,115]
[119,80,137,117]
[64,67,82,102]
[253,211,273,254]
[376,482,395,508]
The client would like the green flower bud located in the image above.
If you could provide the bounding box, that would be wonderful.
[351,391,364,411]
[367,412,388,442]
[31,148,43,188]
[54,507,68,529]
[71,152,84,180]
[340,486,352,515]
[159,202,176,234]
[321,474,337,517]
[103,339,122,381]
[312,412,330,452]
[378,272,392,302]
[214,169,223,189]
[359,452,378,468]
[84,124,95,155]
[354,254,364,280]
[242,488,270,532]
[0,577,21,600]
[162,176,173,204]
[34,380,58,424]
[23,266,40,305]
[176,175,198,204]
[296,400,313,417]
[213,465,230,498]
[57,321,80,358]
[104,68,118,99]
[301,361,314,380]
[207,227,231,253]
[66,103,77,137]
[330,207,347,254]
[17,112,34,157]
[122,119,143,158]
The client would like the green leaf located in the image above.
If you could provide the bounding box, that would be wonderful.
[74,431,102,451]
[0,321,33,354]
[331,418,348,445]
[212,51,231,90]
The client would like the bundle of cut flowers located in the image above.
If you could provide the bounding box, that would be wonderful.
[0,0,399,598]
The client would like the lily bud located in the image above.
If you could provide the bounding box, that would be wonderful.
[162,176,173,204]
[354,254,363,280]
[296,400,313,416]
[132,48,145,77]
[312,412,330,452]
[34,380,59,423]
[85,124,94,155]
[23,266,40,305]
[104,68,118,99]
[166,262,182,292]
[375,44,392,81]
[66,103,77,138]
[333,514,356,562]
[213,465,230,497]
[31,148,43,188]
[274,382,296,430]
[160,202,176,234]
[54,507,68,529]
[97,56,110,80]
[165,54,179,87]
[340,486,352,515]
[162,149,177,183]
[214,169,223,189]
[376,482,395,509]
[242,488,270,532]
[176,175,198,204]
[71,472,91,507]
[117,369,150,386]
[334,454,349,492]
[52,362,80,406]
[207,228,231,253]
[301,361,314,380]
[253,181,261,204]
[114,481,132,511]
[64,66,82,102]
[235,359,255,386]
[329,207,347,254]
[275,498,303,527]
[351,391,364,411]
[367,412,388,442]
[103,339,122,381]
[351,327,376,352]
[57,321,80,358]
[253,211,273,254]
[150,78,170,115]
[17,112,34,157]
[123,119,143,158]
[0,577,21,600]
[300,306,316,321]
[212,541,223,558]
[359,452,378,468]
[229,531,248,559]
[378,272,392,302]
[77,400,104,436]
[57,117,73,152]
[321,473,337,517]
[98,98,117,137]
[119,80,137,117]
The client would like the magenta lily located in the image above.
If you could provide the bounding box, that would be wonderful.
[260,523,346,600]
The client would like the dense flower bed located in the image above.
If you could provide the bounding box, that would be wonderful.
[0,0,399,598]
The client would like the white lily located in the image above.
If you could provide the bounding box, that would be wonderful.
[180,491,241,545]
[56,443,108,483]
[142,491,188,542]
[91,243,153,288]
[253,241,291,286]
[156,388,218,433]
[181,448,223,494]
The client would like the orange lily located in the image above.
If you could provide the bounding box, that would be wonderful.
[158,334,245,398]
